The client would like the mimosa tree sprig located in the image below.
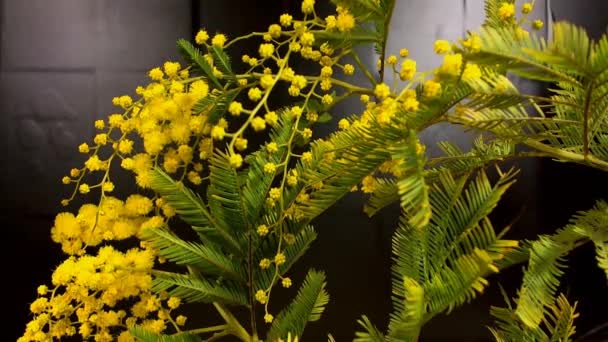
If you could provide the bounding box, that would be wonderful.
[20,0,608,341]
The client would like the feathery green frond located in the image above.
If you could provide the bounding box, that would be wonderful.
[483,0,514,28]
[387,276,425,341]
[392,131,431,229]
[544,294,579,342]
[192,88,241,124]
[488,293,579,342]
[149,168,243,254]
[177,39,221,89]
[129,326,201,342]
[466,26,577,84]
[515,236,573,328]
[150,168,211,228]
[354,315,386,342]
[390,169,518,338]
[208,150,249,238]
[567,200,608,281]
[210,45,235,81]
[141,227,246,282]
[242,113,294,223]
[152,271,249,307]
[364,177,398,217]
[266,270,329,341]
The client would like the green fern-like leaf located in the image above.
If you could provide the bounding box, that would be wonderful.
[149,168,243,254]
[177,39,222,88]
[354,315,386,342]
[152,271,249,307]
[392,131,431,229]
[129,326,201,342]
[210,45,235,81]
[266,270,329,341]
[387,276,425,341]
[141,227,246,282]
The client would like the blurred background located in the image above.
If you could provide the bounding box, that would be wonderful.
[2,0,608,340]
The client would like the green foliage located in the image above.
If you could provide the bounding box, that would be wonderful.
[489,294,579,342]
[130,326,201,342]
[266,270,329,341]
[177,38,222,89]
[149,168,243,254]
[152,270,249,306]
[141,226,246,282]
[392,131,431,229]
[354,316,386,342]
[386,169,518,338]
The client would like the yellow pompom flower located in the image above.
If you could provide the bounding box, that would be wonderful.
[301,128,312,139]
[274,252,286,265]
[259,258,271,269]
[433,40,451,54]
[264,163,277,174]
[235,137,248,151]
[402,97,420,112]
[440,53,463,76]
[229,154,243,168]
[195,29,209,44]
[167,297,181,309]
[399,48,409,57]
[251,117,267,132]
[211,126,226,140]
[79,184,90,194]
[532,19,544,30]
[280,13,293,27]
[299,32,315,46]
[118,139,134,155]
[336,10,355,32]
[264,313,274,323]
[212,33,227,47]
[462,63,482,82]
[94,119,105,129]
[269,188,281,200]
[498,2,515,20]
[343,64,355,75]
[102,181,115,192]
[400,59,416,81]
[228,101,243,116]
[268,24,282,38]
[78,143,90,153]
[255,290,268,304]
[338,118,350,130]
[386,55,398,66]
[176,315,187,326]
[302,152,313,163]
[301,0,315,14]
[423,80,442,98]
[265,111,279,126]
[257,224,270,236]
[148,67,164,80]
[259,43,275,58]
[522,3,533,14]
[282,278,292,288]
[163,61,180,78]
[261,143,277,155]
[374,83,391,99]
[248,87,263,101]
[61,176,70,184]
[37,285,48,296]
[322,94,334,105]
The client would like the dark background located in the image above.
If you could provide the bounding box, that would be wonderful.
[2,0,607,341]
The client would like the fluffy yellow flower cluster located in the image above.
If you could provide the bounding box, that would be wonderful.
[19,244,188,342]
